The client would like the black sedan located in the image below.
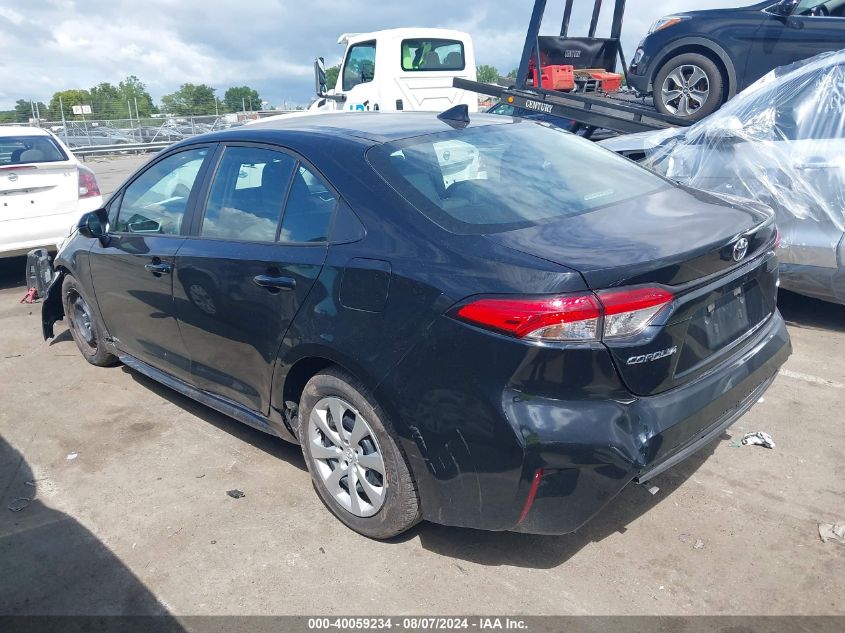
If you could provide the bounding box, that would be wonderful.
[42,110,790,538]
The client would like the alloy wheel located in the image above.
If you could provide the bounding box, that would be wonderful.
[307,396,387,518]
[661,64,710,117]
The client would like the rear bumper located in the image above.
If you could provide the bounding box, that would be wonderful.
[513,310,790,534]
[382,307,790,535]
[0,197,101,258]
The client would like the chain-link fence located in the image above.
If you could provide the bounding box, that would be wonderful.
[1,111,298,153]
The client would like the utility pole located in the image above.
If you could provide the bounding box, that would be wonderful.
[242,97,246,113]
[30,100,35,121]
[134,97,140,123]
[128,100,133,130]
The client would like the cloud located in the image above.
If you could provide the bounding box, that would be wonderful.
[0,0,745,110]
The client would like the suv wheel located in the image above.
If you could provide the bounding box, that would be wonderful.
[299,369,420,539]
[654,53,724,121]
[62,275,119,367]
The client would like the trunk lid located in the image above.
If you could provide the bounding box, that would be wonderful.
[0,162,79,222]
[486,186,779,396]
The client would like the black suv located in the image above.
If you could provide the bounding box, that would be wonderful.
[628,0,845,120]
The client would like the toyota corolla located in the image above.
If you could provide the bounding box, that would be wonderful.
[42,110,791,538]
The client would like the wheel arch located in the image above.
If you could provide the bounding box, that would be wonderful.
[651,38,738,101]
[273,346,386,437]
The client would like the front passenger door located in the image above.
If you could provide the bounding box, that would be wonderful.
[174,145,337,414]
[89,147,211,378]
[750,2,845,87]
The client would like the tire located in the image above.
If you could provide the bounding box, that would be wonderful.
[653,52,724,121]
[299,368,420,539]
[62,275,118,367]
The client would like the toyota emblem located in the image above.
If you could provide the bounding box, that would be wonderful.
[7,172,17,182]
[732,237,749,262]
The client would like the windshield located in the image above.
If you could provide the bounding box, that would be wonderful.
[368,122,668,234]
[0,135,67,165]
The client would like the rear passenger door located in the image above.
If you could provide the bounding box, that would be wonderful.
[174,144,337,414]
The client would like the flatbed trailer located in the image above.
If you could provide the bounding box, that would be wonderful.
[457,0,694,136]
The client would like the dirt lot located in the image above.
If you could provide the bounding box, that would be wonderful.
[1,156,844,616]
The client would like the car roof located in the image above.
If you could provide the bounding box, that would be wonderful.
[239,111,514,144]
[0,126,52,138]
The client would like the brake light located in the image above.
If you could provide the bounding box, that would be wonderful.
[78,166,100,199]
[454,286,673,342]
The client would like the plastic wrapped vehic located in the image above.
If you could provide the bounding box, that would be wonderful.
[642,50,845,305]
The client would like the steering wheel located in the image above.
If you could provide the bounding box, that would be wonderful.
[445,180,484,205]
[812,4,829,15]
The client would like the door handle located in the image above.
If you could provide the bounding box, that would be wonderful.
[144,262,172,275]
[252,275,296,291]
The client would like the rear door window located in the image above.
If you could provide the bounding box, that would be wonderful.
[401,39,465,71]
[114,148,208,235]
[200,146,296,241]
[279,164,337,243]
[0,136,66,165]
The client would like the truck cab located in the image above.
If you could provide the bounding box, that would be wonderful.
[312,28,478,113]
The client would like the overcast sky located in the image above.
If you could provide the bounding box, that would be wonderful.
[0,0,743,110]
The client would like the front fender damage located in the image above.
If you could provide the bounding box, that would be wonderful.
[42,270,65,340]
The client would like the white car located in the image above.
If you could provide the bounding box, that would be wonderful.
[599,51,845,305]
[0,126,103,258]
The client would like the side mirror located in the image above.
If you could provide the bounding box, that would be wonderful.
[773,0,800,16]
[77,209,109,244]
[703,115,745,142]
[315,57,328,97]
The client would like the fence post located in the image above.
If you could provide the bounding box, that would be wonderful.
[59,96,68,144]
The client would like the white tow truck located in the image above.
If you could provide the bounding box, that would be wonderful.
[311,28,478,113]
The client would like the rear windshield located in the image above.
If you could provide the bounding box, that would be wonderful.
[401,39,465,71]
[367,121,668,234]
[0,135,67,166]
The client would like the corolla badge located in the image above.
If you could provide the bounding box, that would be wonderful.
[732,237,749,262]
[7,172,17,182]
[627,346,678,365]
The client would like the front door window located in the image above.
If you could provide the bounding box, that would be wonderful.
[114,148,208,235]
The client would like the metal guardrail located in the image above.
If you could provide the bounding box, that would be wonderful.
[73,141,173,160]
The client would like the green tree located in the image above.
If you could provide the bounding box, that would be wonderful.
[477,65,500,84]
[223,86,262,113]
[118,75,156,118]
[0,110,15,123]
[325,65,340,91]
[507,68,518,79]
[47,89,92,120]
[13,99,48,122]
[161,83,218,116]
[89,82,124,119]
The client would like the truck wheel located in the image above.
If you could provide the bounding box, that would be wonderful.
[654,53,724,121]
[299,368,420,539]
[62,275,118,367]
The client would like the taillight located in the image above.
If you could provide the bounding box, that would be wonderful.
[455,294,601,341]
[597,287,674,339]
[78,167,100,199]
[454,286,673,342]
